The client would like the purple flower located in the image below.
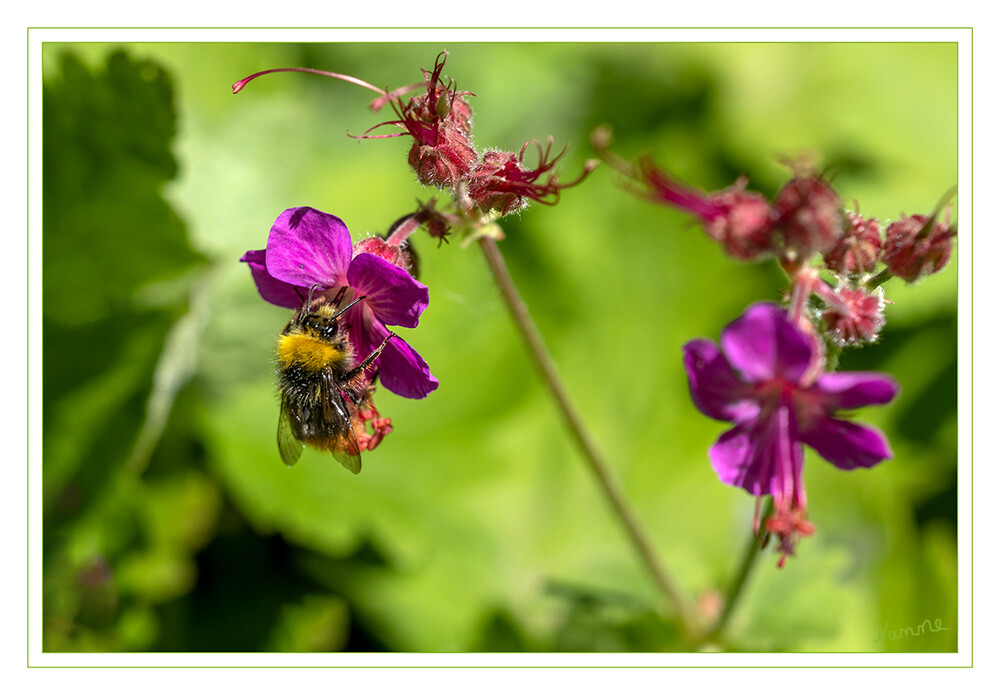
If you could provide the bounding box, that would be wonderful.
[241,206,438,399]
[683,302,898,564]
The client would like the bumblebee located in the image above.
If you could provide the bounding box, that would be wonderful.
[275,287,395,473]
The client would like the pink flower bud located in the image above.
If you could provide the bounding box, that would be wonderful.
[353,235,417,277]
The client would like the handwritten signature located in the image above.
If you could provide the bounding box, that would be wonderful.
[874,618,948,643]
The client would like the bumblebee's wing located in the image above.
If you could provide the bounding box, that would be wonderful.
[332,442,362,475]
[277,398,304,466]
[322,372,363,475]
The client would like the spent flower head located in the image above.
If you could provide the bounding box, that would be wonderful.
[233,52,478,190]
[466,139,598,217]
[824,209,882,276]
[235,53,593,226]
[882,211,956,283]
[770,173,844,261]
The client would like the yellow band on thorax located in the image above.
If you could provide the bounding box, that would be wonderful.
[277,334,347,372]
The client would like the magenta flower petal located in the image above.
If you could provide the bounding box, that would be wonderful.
[683,339,760,423]
[766,403,805,505]
[720,303,814,384]
[379,337,439,399]
[240,249,303,309]
[709,422,764,494]
[265,207,353,289]
[814,371,900,411]
[359,317,438,399]
[799,417,893,469]
[710,404,803,499]
[347,252,430,329]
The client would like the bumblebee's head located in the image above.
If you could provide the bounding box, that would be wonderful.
[300,303,342,341]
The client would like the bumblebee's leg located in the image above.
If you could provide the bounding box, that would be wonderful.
[344,332,398,381]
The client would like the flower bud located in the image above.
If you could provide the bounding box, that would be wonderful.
[772,175,844,260]
[882,213,955,283]
[410,198,457,243]
[824,210,882,275]
[353,235,417,277]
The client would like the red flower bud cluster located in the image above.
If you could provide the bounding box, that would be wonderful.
[604,143,957,354]
[628,154,847,263]
[614,151,956,290]
[233,53,594,225]
[362,53,594,217]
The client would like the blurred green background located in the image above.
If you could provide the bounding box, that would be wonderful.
[40,41,958,653]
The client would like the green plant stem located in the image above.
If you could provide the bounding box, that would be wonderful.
[705,497,773,643]
[478,237,696,635]
[864,268,894,290]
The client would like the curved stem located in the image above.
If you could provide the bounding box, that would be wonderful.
[232,67,386,96]
[478,237,696,635]
[705,497,773,642]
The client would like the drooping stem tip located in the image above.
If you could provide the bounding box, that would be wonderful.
[232,66,387,97]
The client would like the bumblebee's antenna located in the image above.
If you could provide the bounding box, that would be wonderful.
[333,294,367,320]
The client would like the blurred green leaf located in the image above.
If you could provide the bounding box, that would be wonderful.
[265,595,350,652]
[42,49,212,652]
